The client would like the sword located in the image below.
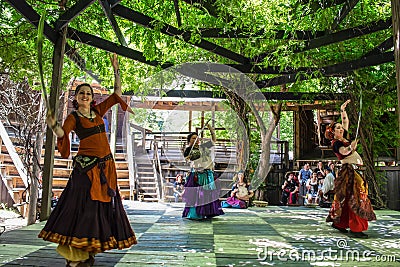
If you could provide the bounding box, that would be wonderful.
[37,11,51,112]
[354,92,362,140]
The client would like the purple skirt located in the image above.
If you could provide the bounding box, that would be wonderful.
[182,169,224,218]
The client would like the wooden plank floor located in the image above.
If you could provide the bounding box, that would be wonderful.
[1,202,400,266]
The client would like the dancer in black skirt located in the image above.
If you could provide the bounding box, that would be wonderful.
[38,54,137,266]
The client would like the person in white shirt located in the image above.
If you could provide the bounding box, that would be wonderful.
[319,166,335,202]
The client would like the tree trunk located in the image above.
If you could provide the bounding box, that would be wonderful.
[27,100,45,225]
[250,84,287,189]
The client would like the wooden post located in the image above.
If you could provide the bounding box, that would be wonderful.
[294,107,301,162]
[41,28,67,221]
[212,103,215,128]
[188,110,192,132]
[392,0,400,161]
[109,105,118,155]
[201,111,205,137]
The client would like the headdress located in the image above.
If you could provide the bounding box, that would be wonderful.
[324,122,337,140]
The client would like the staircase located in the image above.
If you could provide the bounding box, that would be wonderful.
[0,140,134,214]
[134,150,159,202]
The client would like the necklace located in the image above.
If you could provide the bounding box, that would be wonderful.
[77,110,94,122]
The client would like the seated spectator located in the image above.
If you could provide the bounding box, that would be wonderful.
[222,171,254,208]
[280,172,299,205]
[328,161,336,178]
[298,163,312,204]
[318,166,335,203]
[305,172,319,204]
[314,161,325,179]
[173,174,185,203]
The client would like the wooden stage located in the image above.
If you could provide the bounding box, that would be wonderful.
[1,202,400,266]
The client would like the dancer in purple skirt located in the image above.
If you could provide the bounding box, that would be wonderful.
[182,122,224,219]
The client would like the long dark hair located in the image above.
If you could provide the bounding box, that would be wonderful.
[72,83,96,109]
[186,132,198,144]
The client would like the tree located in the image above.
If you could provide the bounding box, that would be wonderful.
[0,74,46,225]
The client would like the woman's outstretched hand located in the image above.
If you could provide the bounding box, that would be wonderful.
[341,99,351,111]
[110,52,119,71]
[110,53,122,96]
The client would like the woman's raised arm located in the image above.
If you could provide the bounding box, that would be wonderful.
[340,99,351,131]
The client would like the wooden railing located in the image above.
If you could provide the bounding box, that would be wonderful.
[153,141,164,200]
[126,115,137,200]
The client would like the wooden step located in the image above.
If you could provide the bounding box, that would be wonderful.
[116,169,129,178]
[137,171,154,176]
[53,168,72,178]
[115,161,129,169]
[140,181,157,185]
[117,178,130,187]
[52,177,69,188]
[140,186,157,191]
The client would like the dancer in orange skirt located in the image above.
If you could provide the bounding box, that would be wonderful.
[38,54,137,266]
[325,99,376,238]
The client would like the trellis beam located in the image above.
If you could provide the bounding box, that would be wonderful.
[256,52,394,88]
[55,0,96,31]
[112,4,251,64]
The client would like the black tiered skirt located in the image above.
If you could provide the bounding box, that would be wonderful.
[38,169,137,253]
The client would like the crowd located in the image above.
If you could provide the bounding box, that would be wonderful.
[280,161,336,206]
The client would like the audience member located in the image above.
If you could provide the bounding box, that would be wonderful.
[222,171,254,209]
[298,163,312,204]
[173,174,185,203]
[280,172,299,205]
[305,172,319,204]
[327,161,336,178]
[314,161,325,179]
[319,166,335,203]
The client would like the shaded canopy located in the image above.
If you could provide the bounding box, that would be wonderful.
[3,0,395,94]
